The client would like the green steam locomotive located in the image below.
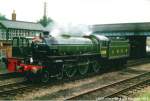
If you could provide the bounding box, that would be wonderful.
[10,34,130,83]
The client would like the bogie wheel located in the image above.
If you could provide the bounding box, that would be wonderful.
[40,70,50,83]
[78,60,89,75]
[92,61,101,73]
[25,72,35,82]
[65,65,77,78]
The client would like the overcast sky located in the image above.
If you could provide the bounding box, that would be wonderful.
[1,0,150,25]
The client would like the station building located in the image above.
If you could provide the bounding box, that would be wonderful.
[0,20,44,41]
[0,20,44,57]
[0,10,44,41]
[0,11,45,73]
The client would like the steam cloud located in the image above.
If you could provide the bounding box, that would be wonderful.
[47,22,92,37]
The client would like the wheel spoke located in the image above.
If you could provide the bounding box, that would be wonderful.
[57,69,64,80]
[78,61,89,75]
[41,70,49,83]
[65,66,77,78]
[92,61,100,73]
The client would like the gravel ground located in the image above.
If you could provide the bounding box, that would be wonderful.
[129,86,150,101]
[0,77,25,86]
[14,63,150,100]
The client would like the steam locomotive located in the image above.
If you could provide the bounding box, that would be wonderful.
[6,34,130,83]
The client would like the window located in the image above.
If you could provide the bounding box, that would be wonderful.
[25,31,28,36]
[8,29,12,39]
[12,38,18,47]
[102,41,108,46]
[27,32,29,36]
[32,32,34,37]
[19,38,23,46]
[9,32,11,39]
[23,39,28,47]
[2,33,6,40]
[0,29,2,40]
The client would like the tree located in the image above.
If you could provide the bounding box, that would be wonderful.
[0,13,7,20]
[38,16,53,27]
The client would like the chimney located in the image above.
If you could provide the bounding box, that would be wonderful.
[12,10,16,21]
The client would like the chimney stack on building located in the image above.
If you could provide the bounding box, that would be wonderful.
[12,10,16,21]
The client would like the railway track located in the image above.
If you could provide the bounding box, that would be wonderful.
[0,72,23,80]
[117,81,150,99]
[0,74,28,99]
[65,72,150,100]
[0,81,31,100]
[127,57,150,67]
[0,77,25,86]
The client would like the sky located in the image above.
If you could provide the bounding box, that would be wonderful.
[1,0,150,25]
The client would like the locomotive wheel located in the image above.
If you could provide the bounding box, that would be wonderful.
[57,72,63,80]
[57,66,64,80]
[25,73,34,82]
[78,61,89,75]
[41,70,50,83]
[25,72,36,82]
[92,61,100,73]
[65,66,77,78]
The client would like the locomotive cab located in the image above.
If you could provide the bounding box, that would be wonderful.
[12,37,33,58]
[31,36,58,58]
[88,34,109,58]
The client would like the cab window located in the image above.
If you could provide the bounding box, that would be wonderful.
[102,41,108,47]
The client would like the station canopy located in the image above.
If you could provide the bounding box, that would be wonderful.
[92,22,150,36]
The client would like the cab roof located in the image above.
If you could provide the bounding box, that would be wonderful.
[92,34,109,41]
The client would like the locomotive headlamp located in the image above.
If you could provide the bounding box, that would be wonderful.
[30,57,33,63]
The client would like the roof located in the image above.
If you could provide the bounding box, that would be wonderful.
[0,20,44,31]
[92,22,150,32]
